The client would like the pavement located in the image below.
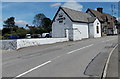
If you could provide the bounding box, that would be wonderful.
[2,36,118,78]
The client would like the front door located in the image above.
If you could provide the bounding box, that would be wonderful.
[65,29,73,41]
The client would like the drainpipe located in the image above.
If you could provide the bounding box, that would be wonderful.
[101,22,103,37]
[87,18,90,38]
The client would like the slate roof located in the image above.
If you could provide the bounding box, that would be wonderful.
[61,7,96,23]
[103,13,116,22]
[53,7,96,23]
[103,13,115,28]
[86,8,117,28]
[86,8,106,22]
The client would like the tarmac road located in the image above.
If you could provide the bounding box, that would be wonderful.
[106,46,119,78]
[2,36,118,78]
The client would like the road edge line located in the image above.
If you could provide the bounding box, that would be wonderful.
[101,44,118,79]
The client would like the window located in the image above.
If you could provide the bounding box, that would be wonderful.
[59,15,63,17]
[96,26,99,33]
[59,14,63,17]
[59,20,63,23]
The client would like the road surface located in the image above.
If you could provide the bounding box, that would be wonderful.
[106,46,119,79]
[2,36,118,78]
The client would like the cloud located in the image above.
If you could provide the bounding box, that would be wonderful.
[50,3,62,8]
[15,20,28,27]
[116,17,120,21]
[62,0,83,11]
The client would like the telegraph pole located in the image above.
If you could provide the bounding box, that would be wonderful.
[111,4,116,35]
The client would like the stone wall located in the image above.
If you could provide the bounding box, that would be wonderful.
[1,38,68,50]
[1,40,17,50]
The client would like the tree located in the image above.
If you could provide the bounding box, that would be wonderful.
[3,17,18,35]
[32,13,52,33]
[3,17,15,29]
[26,25,39,34]
[42,18,52,33]
[16,27,28,38]
[33,13,46,27]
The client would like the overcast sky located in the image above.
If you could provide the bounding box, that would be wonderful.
[0,1,119,29]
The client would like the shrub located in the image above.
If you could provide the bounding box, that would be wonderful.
[3,34,12,39]
[0,36,2,40]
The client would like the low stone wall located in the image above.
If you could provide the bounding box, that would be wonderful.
[1,38,68,50]
[1,40,17,50]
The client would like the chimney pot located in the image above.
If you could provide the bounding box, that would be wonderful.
[97,8,103,13]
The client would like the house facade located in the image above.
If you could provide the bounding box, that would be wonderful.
[52,7,101,41]
[86,8,118,35]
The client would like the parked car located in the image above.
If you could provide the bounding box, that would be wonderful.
[37,34,42,38]
[26,34,31,38]
[42,33,51,38]
[8,35,19,39]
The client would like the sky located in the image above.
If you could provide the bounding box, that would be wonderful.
[0,2,119,29]
[1,0,120,2]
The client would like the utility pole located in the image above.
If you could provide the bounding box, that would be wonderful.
[111,4,116,35]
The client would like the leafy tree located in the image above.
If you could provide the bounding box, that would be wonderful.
[2,28,11,35]
[42,18,52,33]
[16,27,28,38]
[3,17,18,35]
[32,13,52,34]
[33,13,46,27]
[3,17,15,29]
[0,29,2,39]
[26,25,39,34]
[3,34,12,39]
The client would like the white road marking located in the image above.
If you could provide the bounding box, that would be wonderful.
[102,44,118,78]
[67,44,94,54]
[14,60,51,78]
[13,37,117,78]
[14,44,94,78]
[51,44,94,61]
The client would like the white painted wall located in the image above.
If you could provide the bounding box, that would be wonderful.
[1,38,68,50]
[52,9,102,41]
[89,23,94,38]
[52,9,73,40]
[114,26,118,34]
[93,19,101,38]
[73,22,89,41]
[17,38,68,49]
